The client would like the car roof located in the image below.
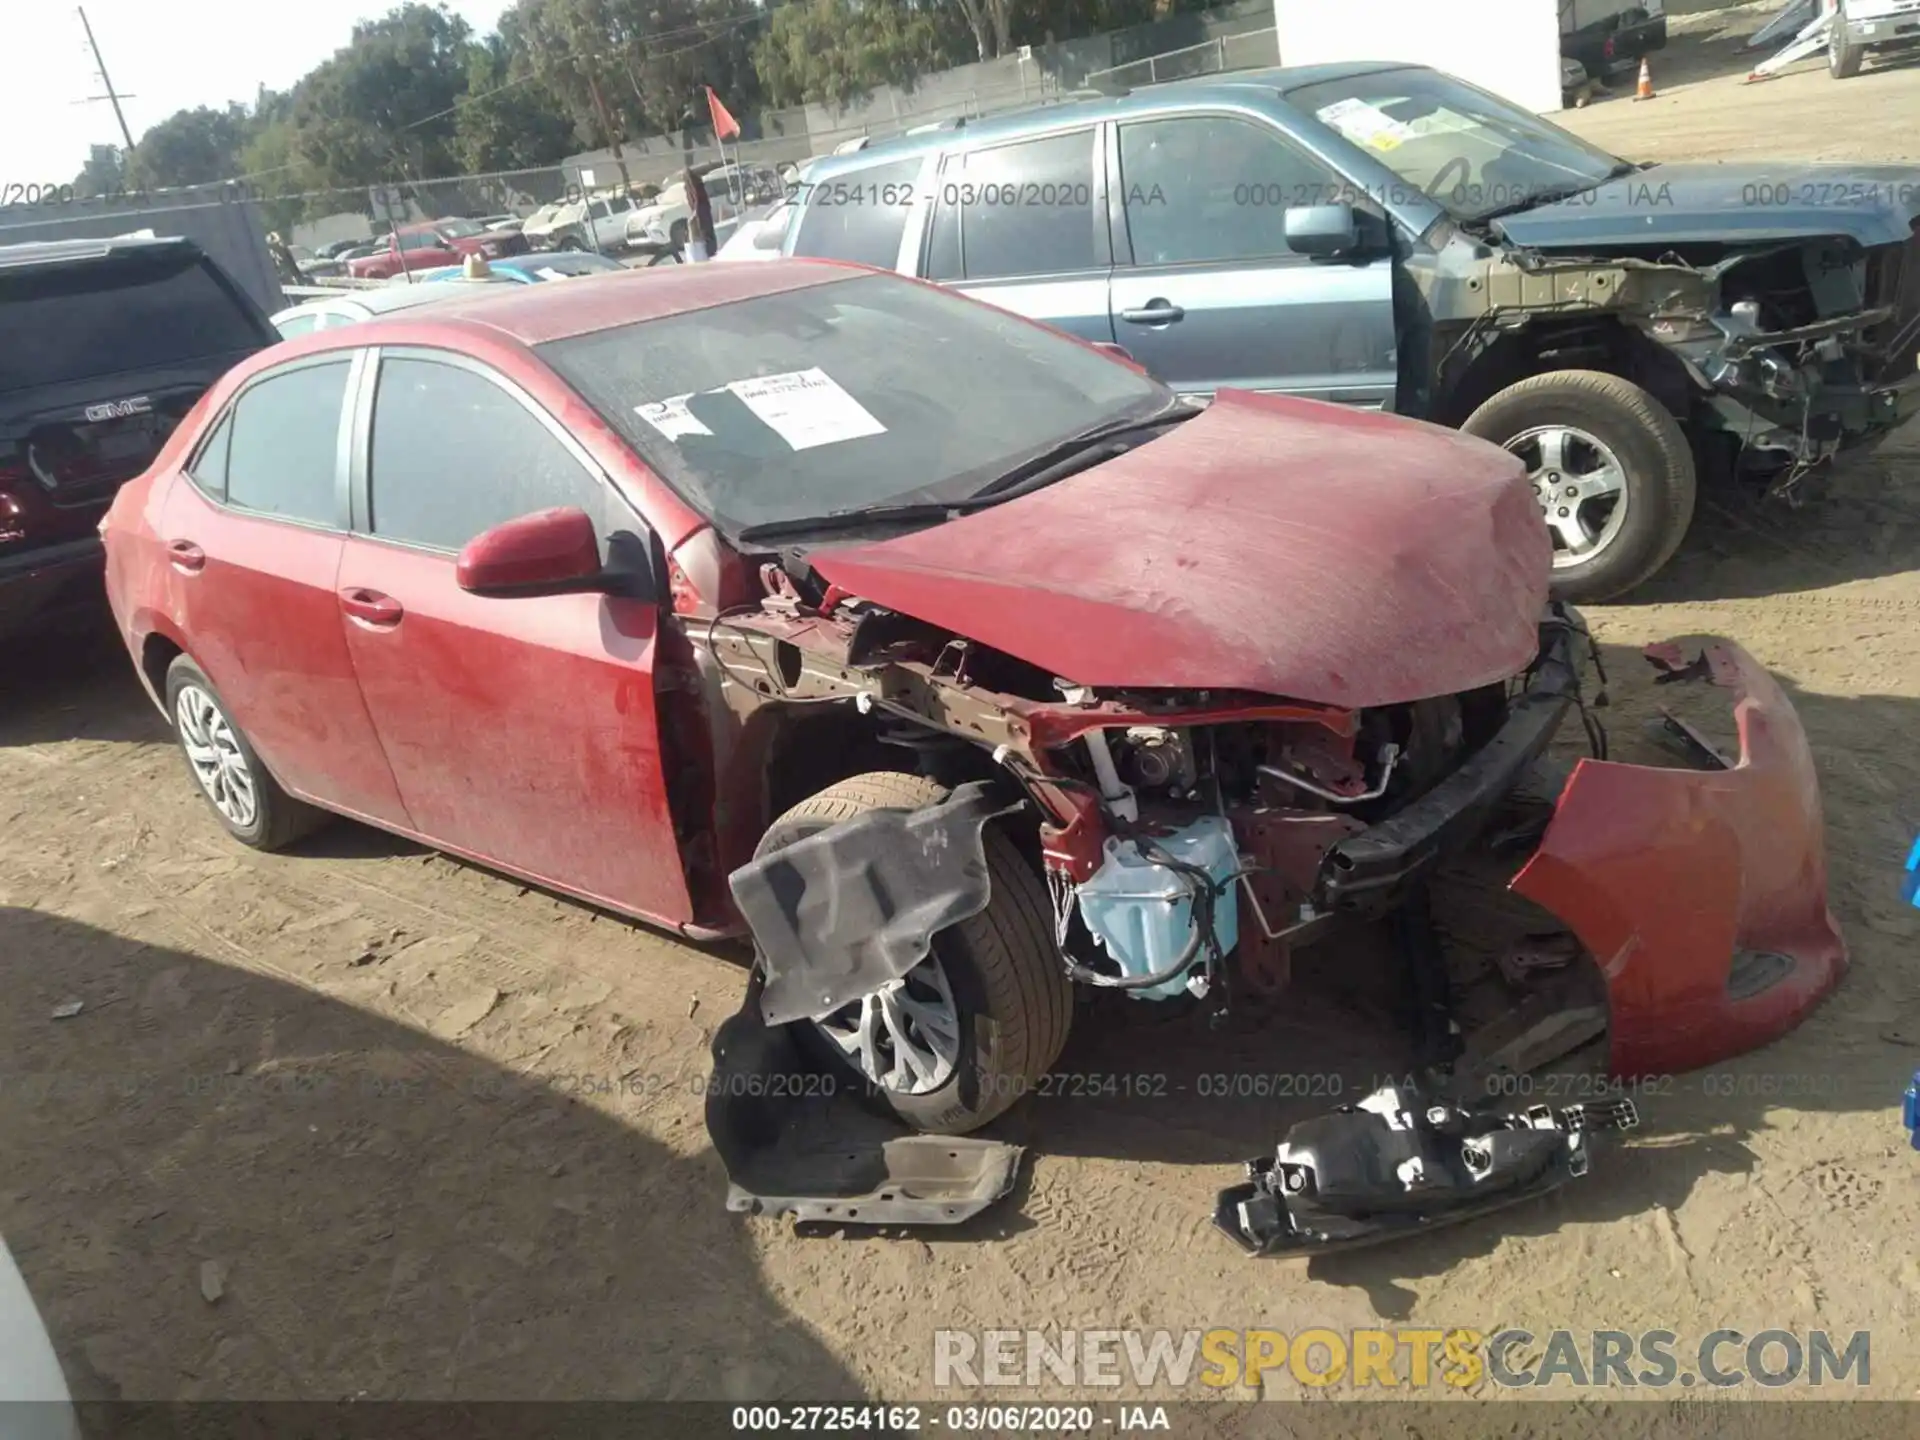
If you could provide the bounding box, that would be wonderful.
[801,62,1421,178]
[276,283,468,322]
[290,257,854,348]
[0,234,204,271]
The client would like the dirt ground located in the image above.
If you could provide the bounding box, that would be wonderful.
[9,16,1920,1420]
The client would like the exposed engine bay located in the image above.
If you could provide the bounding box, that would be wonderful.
[1419,219,1920,495]
[699,546,1845,1246]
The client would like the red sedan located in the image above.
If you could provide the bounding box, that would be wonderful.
[347,218,529,280]
[102,260,1843,1136]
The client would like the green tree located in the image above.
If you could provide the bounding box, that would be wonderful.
[290,3,476,189]
[513,0,767,145]
[754,0,972,107]
[453,29,581,171]
[124,104,252,190]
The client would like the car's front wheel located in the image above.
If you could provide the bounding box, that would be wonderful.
[753,772,1073,1135]
[165,655,324,851]
[1463,369,1697,603]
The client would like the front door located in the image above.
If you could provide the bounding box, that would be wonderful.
[1105,113,1399,406]
[157,354,410,824]
[336,348,693,925]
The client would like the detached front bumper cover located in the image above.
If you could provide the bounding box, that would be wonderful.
[1512,640,1847,1078]
[1215,1084,1638,1256]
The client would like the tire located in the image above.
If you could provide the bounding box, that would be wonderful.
[1463,368,1696,603]
[1831,3,1864,77]
[558,236,584,252]
[164,655,324,851]
[754,772,1072,1135]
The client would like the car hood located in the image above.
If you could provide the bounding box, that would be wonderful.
[809,391,1549,710]
[1494,161,1920,249]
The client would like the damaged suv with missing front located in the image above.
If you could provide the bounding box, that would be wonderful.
[780,62,1920,601]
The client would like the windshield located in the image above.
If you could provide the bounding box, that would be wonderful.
[539,273,1167,537]
[436,219,486,239]
[1289,68,1629,220]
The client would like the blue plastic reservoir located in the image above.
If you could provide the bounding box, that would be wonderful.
[1075,814,1242,1001]
[1906,1071,1920,1151]
[1905,836,1920,910]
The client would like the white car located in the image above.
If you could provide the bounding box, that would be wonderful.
[623,164,784,254]
[0,1237,79,1440]
[714,199,797,262]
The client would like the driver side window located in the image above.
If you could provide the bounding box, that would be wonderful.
[366,357,611,553]
[1117,116,1350,267]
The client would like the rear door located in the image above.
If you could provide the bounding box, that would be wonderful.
[922,128,1115,347]
[335,348,692,925]
[1105,112,1398,405]
[157,352,410,824]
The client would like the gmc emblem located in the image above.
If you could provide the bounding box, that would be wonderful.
[84,396,153,423]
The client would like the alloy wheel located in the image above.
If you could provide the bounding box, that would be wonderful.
[1506,424,1631,567]
[814,957,962,1095]
[175,684,258,829]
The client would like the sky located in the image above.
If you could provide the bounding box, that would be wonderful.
[4,0,513,185]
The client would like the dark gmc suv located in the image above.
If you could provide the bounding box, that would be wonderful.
[0,236,277,642]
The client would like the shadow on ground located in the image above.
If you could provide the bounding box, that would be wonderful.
[1623,440,1920,604]
[0,906,865,1403]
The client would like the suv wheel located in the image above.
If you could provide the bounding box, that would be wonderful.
[165,655,324,851]
[753,772,1073,1135]
[1831,2,1864,77]
[1463,369,1696,603]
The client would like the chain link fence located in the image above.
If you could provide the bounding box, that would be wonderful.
[1084,26,1279,90]
[0,10,1279,305]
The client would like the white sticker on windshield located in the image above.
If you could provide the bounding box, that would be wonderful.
[1315,97,1417,152]
[726,367,886,451]
[635,393,713,440]
[536,267,572,282]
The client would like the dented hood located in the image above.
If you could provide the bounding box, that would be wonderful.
[811,391,1549,710]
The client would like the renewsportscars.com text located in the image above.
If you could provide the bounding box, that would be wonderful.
[933,1327,1870,1390]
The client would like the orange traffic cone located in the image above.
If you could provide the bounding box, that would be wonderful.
[1632,57,1656,100]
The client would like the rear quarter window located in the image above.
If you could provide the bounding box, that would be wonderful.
[791,158,922,269]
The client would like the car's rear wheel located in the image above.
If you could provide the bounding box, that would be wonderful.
[165,656,324,851]
[1831,2,1864,77]
[754,772,1073,1135]
[1463,369,1696,603]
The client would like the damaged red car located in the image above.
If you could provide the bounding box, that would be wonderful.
[100,261,1844,1150]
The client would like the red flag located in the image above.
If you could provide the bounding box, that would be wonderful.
[706,86,741,141]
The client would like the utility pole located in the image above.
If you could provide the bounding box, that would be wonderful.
[76,7,138,153]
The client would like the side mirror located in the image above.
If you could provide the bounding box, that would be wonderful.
[1091,341,1148,374]
[457,507,608,598]
[1283,204,1360,258]
[751,217,787,251]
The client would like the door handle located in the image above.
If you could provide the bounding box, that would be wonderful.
[339,587,404,626]
[1120,300,1184,325]
[168,540,206,573]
